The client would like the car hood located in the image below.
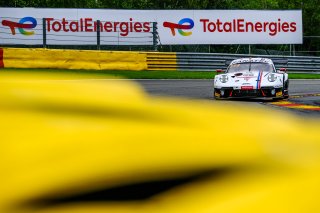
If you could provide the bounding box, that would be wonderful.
[230,71,265,83]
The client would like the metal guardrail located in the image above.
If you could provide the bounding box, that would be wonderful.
[148,52,320,72]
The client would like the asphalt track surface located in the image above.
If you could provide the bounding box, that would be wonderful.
[134,79,320,117]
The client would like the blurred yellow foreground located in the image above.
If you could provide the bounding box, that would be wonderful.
[0,72,320,213]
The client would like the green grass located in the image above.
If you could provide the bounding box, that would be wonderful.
[1,68,320,79]
[287,73,320,79]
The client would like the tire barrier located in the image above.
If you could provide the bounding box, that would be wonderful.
[0,48,148,71]
[146,52,177,71]
[0,72,320,213]
[2,48,320,72]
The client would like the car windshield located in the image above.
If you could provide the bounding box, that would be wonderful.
[227,62,274,73]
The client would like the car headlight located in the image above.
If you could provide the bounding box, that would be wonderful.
[219,75,229,83]
[268,74,277,82]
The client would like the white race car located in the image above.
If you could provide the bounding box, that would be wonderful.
[214,58,289,99]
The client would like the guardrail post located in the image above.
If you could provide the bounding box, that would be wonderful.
[42,18,46,48]
[152,22,158,51]
[289,44,292,56]
[97,20,101,50]
[293,44,295,56]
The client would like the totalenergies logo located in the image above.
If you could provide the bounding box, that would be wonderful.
[163,18,194,36]
[2,17,37,36]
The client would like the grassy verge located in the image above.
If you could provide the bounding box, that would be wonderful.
[1,68,320,79]
[287,73,320,79]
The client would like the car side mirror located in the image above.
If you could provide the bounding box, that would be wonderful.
[279,68,287,72]
[216,69,224,73]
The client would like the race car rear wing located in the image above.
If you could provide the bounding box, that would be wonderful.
[224,58,289,66]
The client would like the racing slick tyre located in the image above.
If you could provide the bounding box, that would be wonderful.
[213,95,221,100]
[213,89,221,100]
[283,80,289,99]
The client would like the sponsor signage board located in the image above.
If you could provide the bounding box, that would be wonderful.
[0,8,303,45]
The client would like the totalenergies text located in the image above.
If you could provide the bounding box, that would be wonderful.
[200,18,297,36]
[45,18,151,36]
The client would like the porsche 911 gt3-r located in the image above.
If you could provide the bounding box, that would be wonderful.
[214,58,289,99]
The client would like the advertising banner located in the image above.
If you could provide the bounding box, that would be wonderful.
[0,8,303,45]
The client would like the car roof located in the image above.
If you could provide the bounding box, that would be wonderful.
[230,58,273,65]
